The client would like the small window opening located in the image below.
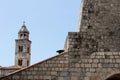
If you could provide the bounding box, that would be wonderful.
[18,59,22,66]
[19,46,23,52]
[20,34,22,38]
[24,34,26,37]
[88,25,92,29]
[27,47,30,53]
[27,60,29,66]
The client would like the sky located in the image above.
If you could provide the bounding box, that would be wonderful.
[0,0,81,66]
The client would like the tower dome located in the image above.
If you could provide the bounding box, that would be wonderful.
[18,23,29,34]
[18,23,29,39]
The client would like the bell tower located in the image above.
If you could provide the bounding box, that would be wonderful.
[15,23,31,67]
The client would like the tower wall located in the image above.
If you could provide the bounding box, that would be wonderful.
[15,39,31,67]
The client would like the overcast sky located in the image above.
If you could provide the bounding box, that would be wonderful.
[0,0,81,66]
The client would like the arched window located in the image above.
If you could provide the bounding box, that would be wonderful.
[27,47,30,53]
[27,60,29,66]
[18,59,22,66]
[18,46,23,52]
[106,73,120,80]
[20,34,22,37]
[24,34,26,37]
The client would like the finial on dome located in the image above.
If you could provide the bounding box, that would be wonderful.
[22,21,26,26]
[23,21,25,24]
[18,22,29,34]
[23,21,25,25]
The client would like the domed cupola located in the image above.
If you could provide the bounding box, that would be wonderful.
[18,23,29,39]
[18,23,29,34]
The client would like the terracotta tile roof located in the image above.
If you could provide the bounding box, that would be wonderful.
[0,52,67,79]
[0,65,22,70]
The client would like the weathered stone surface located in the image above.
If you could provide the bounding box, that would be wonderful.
[1,0,120,80]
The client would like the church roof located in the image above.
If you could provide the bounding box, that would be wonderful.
[18,23,29,34]
[0,52,66,79]
[0,65,22,70]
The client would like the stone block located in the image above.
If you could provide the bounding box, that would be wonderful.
[71,77,78,80]
[92,64,98,68]
[75,63,80,67]
[51,71,57,75]
[85,77,89,80]
[85,64,91,68]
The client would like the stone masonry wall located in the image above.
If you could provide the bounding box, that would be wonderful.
[79,0,120,32]
[0,69,17,77]
[1,0,120,80]
[1,51,120,80]
[69,52,120,80]
[0,53,69,80]
[67,32,120,57]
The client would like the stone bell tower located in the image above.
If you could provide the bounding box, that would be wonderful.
[15,23,31,67]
